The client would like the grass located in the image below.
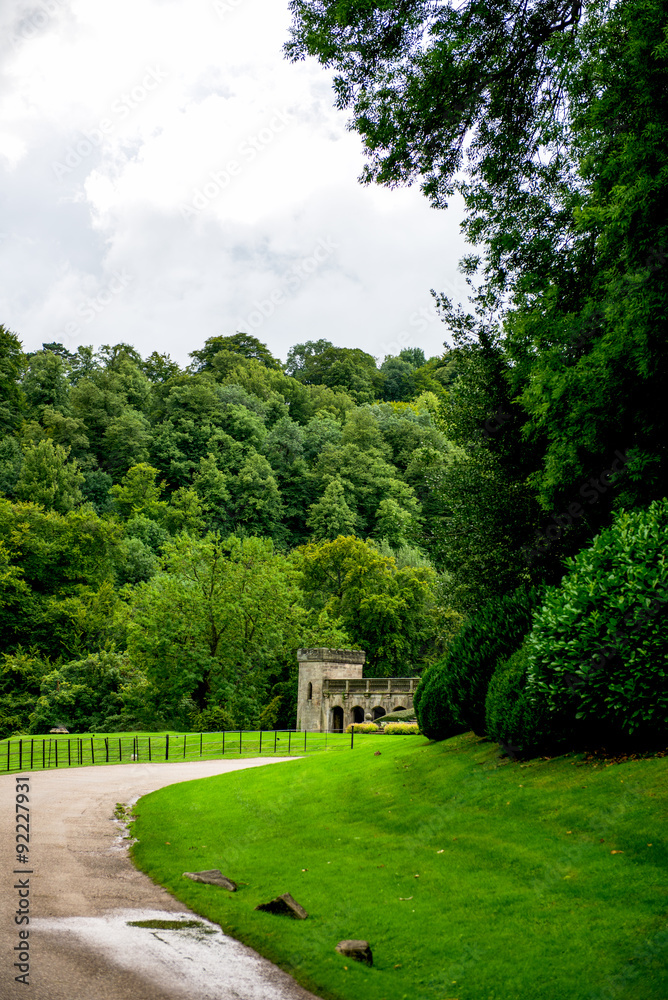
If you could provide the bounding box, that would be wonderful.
[129,733,668,1000]
[0,728,353,774]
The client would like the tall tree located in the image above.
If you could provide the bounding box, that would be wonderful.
[190,334,281,372]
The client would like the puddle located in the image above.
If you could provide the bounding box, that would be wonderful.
[34,909,312,999]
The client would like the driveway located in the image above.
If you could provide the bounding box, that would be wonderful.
[1,757,321,1000]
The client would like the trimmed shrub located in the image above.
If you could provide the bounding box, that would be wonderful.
[383,723,420,734]
[190,705,236,732]
[527,499,668,743]
[345,722,380,733]
[485,645,554,755]
[416,587,543,740]
[29,651,130,734]
[413,661,464,741]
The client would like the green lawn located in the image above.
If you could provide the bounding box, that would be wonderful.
[130,733,668,1000]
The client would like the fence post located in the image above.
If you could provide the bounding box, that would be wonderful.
[42,740,45,769]
[148,736,152,762]
[304,730,307,752]
[7,740,10,771]
[105,738,109,763]
[288,730,291,754]
[55,741,58,768]
[183,734,186,759]
[67,741,71,767]
[351,725,354,749]
[200,733,202,757]
[222,731,225,755]
[259,730,262,754]
[274,730,277,752]
[19,739,22,771]
[30,740,34,769]
[166,734,169,761]
[90,738,94,764]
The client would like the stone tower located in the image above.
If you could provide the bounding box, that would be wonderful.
[296,647,420,732]
[296,648,365,732]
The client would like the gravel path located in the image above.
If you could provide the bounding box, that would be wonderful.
[1,758,321,1000]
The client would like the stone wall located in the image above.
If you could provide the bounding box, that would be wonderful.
[296,648,419,731]
[296,648,365,732]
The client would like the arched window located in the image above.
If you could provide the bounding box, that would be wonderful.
[307,682,313,701]
[331,706,344,732]
[353,706,365,723]
[373,706,386,720]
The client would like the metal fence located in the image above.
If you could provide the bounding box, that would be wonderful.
[0,728,362,775]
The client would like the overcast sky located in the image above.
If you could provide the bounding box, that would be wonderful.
[0,0,471,366]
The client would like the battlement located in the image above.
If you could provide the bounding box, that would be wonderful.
[297,648,366,664]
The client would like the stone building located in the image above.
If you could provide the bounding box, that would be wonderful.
[296,647,420,732]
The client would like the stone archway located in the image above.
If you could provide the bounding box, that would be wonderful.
[352,706,365,724]
[372,706,386,720]
[331,706,344,732]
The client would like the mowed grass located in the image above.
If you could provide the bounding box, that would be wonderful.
[130,733,668,1000]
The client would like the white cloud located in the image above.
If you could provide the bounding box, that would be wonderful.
[0,0,470,364]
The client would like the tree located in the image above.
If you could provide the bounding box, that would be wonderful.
[297,535,439,674]
[228,452,284,539]
[284,339,334,377]
[286,0,668,532]
[103,409,152,476]
[192,454,232,534]
[290,345,385,403]
[0,499,121,657]
[22,349,70,417]
[15,440,84,513]
[126,534,298,726]
[0,650,48,739]
[285,0,584,227]
[0,325,25,431]
[29,651,132,734]
[190,334,281,372]
[110,464,167,521]
[307,478,358,540]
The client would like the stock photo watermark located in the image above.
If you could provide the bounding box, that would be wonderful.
[56,269,134,347]
[13,774,32,986]
[52,67,169,180]
[212,0,245,16]
[12,0,66,45]
[237,236,339,331]
[180,109,293,220]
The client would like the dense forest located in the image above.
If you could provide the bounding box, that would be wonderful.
[0,331,471,736]
[2,0,667,749]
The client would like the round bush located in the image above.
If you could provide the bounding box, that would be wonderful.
[345,722,380,733]
[383,723,420,734]
[416,586,543,740]
[485,645,554,755]
[414,659,464,741]
[526,499,668,742]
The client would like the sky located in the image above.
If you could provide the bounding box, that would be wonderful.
[0,0,471,367]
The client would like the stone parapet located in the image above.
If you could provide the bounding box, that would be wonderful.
[297,648,366,664]
[323,677,419,695]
